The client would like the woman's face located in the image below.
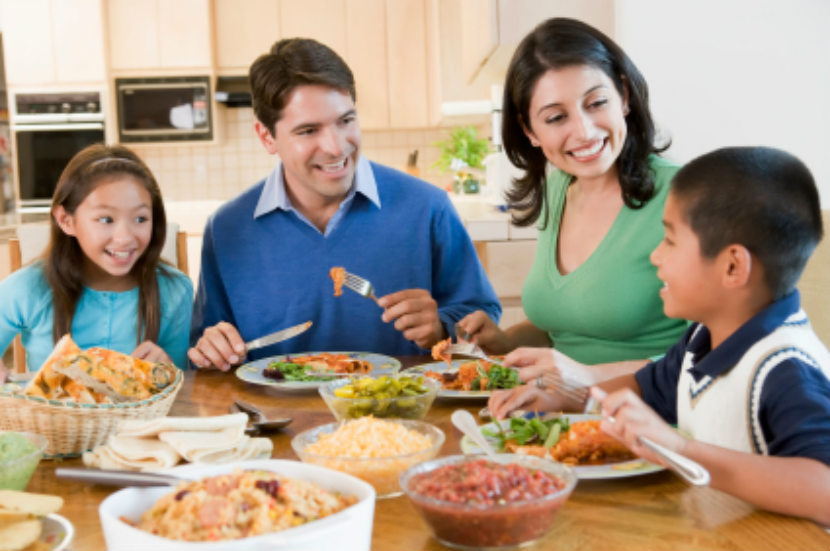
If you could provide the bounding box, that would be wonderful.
[523,65,629,184]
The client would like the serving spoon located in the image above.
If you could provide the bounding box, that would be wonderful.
[229,400,293,433]
[451,409,499,460]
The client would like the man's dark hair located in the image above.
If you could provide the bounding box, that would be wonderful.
[671,146,823,299]
[249,38,355,135]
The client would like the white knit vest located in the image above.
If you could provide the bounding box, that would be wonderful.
[676,310,830,455]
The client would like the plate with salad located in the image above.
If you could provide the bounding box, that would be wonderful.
[460,413,665,479]
[405,359,522,399]
[235,351,401,390]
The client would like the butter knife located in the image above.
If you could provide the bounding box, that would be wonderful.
[245,321,312,351]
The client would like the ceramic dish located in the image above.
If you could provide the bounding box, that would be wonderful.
[460,413,665,479]
[41,513,74,551]
[235,352,401,391]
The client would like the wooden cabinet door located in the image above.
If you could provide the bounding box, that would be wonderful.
[1,0,55,85]
[386,0,429,128]
[158,0,211,68]
[280,0,346,58]
[345,0,389,129]
[214,0,280,72]
[107,0,159,70]
[53,0,106,83]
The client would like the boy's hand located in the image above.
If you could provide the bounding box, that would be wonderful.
[132,341,172,365]
[591,387,688,463]
[378,289,445,349]
[188,321,246,371]
[455,311,510,354]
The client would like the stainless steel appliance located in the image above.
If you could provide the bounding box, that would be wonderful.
[11,91,105,212]
[115,76,212,142]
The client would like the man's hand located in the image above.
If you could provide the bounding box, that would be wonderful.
[455,310,510,354]
[132,341,173,365]
[187,321,246,371]
[377,289,445,349]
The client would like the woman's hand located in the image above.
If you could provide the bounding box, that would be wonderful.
[590,387,688,463]
[488,385,567,420]
[455,311,511,354]
[132,341,173,365]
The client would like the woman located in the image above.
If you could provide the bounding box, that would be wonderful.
[456,18,688,412]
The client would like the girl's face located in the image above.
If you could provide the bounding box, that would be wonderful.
[523,64,629,185]
[54,176,153,291]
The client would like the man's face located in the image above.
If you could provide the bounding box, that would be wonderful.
[256,85,361,205]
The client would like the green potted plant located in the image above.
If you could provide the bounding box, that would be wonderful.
[432,126,491,194]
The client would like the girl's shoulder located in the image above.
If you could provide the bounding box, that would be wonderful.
[156,265,194,297]
[0,261,50,294]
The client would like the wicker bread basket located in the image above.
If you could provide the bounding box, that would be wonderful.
[0,369,183,457]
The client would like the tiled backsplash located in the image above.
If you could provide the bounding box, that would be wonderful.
[131,108,489,202]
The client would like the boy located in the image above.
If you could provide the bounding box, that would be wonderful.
[492,146,830,524]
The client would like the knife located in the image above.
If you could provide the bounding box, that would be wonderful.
[245,321,312,351]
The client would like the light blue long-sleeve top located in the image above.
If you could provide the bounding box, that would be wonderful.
[0,261,193,370]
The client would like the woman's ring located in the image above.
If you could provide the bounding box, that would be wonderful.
[535,375,545,389]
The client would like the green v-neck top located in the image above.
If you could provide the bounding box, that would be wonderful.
[522,155,688,364]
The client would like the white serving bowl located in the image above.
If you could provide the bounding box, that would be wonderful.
[98,459,375,551]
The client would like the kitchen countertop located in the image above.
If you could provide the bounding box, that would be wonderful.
[0,194,536,243]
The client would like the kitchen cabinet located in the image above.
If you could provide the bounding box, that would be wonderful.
[0,0,106,86]
[474,239,536,329]
[213,0,280,72]
[107,0,212,71]
[459,0,615,85]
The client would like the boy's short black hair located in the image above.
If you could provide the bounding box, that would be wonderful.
[249,38,355,136]
[671,146,823,299]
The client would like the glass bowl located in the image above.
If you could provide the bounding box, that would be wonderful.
[291,418,445,498]
[318,375,439,420]
[400,453,577,549]
[0,431,48,490]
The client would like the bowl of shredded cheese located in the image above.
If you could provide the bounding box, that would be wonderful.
[291,417,445,498]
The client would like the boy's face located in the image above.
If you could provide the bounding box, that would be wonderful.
[650,193,721,322]
[255,84,361,205]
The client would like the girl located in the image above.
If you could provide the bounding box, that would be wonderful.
[0,143,193,377]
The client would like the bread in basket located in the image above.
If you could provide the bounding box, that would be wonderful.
[0,335,182,457]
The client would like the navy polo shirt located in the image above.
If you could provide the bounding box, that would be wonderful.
[635,291,830,466]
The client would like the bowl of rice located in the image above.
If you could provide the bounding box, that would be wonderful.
[291,417,445,498]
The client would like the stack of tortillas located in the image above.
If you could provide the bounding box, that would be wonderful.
[82,413,272,471]
[0,490,63,551]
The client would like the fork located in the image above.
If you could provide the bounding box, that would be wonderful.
[445,342,502,365]
[343,271,378,302]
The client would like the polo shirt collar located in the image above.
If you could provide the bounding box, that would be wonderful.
[254,155,380,218]
[687,290,802,379]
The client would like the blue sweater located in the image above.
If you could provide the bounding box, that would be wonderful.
[191,162,501,359]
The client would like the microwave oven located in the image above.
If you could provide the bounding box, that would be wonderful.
[115,76,213,142]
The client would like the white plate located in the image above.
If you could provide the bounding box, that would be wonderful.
[235,352,401,391]
[460,413,665,479]
[407,360,517,399]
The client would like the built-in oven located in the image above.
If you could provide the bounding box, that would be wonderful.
[11,91,105,212]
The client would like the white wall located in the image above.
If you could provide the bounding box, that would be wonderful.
[616,0,830,208]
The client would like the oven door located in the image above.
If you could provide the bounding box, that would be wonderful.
[15,122,105,211]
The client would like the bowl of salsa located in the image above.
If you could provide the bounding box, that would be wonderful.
[400,454,577,549]
[0,431,48,490]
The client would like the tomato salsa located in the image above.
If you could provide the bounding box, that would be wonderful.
[405,458,573,548]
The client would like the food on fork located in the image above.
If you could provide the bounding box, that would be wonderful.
[329,266,346,297]
[431,338,451,369]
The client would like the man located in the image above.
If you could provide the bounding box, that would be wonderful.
[188,38,500,370]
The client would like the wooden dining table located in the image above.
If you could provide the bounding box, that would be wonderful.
[26,358,830,550]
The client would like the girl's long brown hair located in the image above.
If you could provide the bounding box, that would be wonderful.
[46,143,169,344]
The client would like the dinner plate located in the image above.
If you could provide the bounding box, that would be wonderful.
[235,352,401,391]
[459,413,665,479]
[406,360,511,399]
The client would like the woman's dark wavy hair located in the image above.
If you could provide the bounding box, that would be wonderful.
[503,17,669,227]
[47,143,168,344]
